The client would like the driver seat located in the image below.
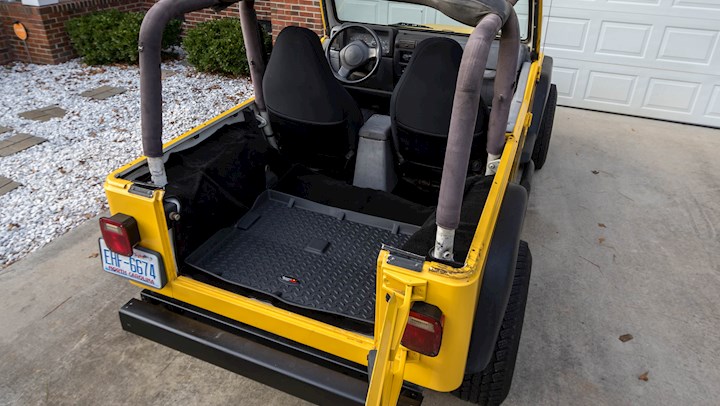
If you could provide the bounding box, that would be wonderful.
[263,26,364,168]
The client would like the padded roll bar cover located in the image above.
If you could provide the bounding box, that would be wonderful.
[239,0,268,112]
[465,183,527,373]
[486,10,520,156]
[436,14,502,231]
[400,0,513,26]
[140,0,235,158]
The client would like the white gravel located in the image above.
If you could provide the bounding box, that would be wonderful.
[0,59,252,267]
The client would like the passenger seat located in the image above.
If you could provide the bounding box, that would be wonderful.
[390,37,489,181]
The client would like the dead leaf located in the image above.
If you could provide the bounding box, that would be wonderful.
[592,170,600,175]
[638,371,649,381]
[7,223,20,231]
[88,252,99,258]
[598,223,606,228]
[619,334,633,342]
[598,237,606,244]
[98,116,105,124]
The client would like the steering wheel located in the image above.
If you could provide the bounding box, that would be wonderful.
[325,24,383,84]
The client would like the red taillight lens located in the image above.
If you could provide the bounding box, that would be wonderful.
[401,302,444,357]
[99,214,140,257]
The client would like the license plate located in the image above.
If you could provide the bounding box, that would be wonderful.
[99,239,166,289]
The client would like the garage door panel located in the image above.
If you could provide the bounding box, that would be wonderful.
[657,27,718,65]
[336,0,388,24]
[584,71,638,106]
[643,78,701,113]
[673,0,720,13]
[544,3,719,127]
[544,8,720,74]
[708,87,720,118]
[553,58,720,126]
[596,21,652,58]
[553,67,580,98]
[548,0,720,20]
[387,3,425,24]
[544,16,591,52]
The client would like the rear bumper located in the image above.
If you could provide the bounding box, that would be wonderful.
[120,290,371,405]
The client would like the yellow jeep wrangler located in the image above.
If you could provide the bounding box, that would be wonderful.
[99,0,556,404]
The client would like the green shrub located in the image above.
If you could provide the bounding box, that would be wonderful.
[66,10,182,65]
[183,18,272,76]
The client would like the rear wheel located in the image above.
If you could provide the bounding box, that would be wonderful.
[531,84,557,170]
[453,241,532,405]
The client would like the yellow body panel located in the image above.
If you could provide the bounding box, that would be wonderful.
[103,14,544,395]
[369,56,543,396]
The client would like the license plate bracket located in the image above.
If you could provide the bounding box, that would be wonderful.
[99,238,166,289]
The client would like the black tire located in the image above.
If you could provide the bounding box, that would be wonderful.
[453,241,532,405]
[531,84,557,170]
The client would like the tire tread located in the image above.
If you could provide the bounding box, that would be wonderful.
[452,241,532,405]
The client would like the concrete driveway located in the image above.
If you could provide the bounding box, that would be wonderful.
[1,107,719,405]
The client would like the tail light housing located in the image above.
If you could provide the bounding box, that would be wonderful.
[401,302,444,357]
[99,214,140,257]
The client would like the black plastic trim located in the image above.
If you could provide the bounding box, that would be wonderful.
[521,56,553,164]
[120,291,369,405]
[464,184,528,373]
[519,159,535,194]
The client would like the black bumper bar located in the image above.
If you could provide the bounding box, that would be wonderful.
[120,291,370,405]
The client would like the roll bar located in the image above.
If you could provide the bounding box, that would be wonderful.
[139,0,520,263]
[434,2,520,260]
[139,0,258,186]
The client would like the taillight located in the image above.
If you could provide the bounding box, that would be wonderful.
[401,302,444,357]
[99,214,140,257]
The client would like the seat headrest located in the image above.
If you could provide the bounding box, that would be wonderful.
[263,26,347,123]
[391,37,465,137]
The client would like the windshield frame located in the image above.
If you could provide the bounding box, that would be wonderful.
[325,0,534,42]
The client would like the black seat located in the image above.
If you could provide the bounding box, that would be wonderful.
[390,37,489,178]
[263,26,364,168]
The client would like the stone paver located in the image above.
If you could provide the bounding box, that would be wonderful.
[0,126,11,135]
[0,133,47,157]
[0,176,20,196]
[79,85,127,100]
[18,105,66,122]
[161,69,178,79]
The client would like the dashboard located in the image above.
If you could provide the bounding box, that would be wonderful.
[330,25,394,57]
[327,23,519,113]
[347,31,392,56]
[329,23,473,81]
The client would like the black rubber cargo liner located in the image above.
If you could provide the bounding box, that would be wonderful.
[186,190,420,323]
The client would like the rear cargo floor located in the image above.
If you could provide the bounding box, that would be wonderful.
[185,191,419,323]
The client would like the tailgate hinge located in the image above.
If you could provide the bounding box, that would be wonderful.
[366,270,427,406]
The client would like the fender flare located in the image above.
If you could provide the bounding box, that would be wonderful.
[521,56,554,164]
[465,183,528,373]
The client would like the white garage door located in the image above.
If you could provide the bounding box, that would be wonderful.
[543,0,720,127]
[334,0,720,127]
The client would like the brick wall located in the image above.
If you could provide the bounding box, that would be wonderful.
[179,0,324,39]
[0,28,13,64]
[0,0,325,65]
[267,0,323,38]
[0,0,150,65]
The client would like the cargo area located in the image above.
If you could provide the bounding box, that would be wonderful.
[127,110,491,330]
[185,190,419,323]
